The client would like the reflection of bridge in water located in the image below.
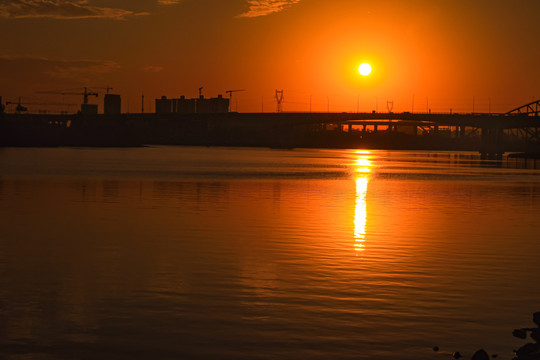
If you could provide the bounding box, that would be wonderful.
[236,99,540,159]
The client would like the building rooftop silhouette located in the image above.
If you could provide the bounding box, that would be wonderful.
[155,95,229,114]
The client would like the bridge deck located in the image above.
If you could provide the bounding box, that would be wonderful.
[2,110,539,129]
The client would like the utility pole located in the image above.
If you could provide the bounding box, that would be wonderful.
[141,94,144,113]
[327,96,329,113]
[387,100,394,113]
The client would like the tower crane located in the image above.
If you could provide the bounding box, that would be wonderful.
[6,97,28,113]
[36,87,99,105]
[6,97,78,113]
[91,86,113,94]
[226,89,245,112]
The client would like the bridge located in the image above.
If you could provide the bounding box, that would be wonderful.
[221,99,540,158]
[1,99,539,156]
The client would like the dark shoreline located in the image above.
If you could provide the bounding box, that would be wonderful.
[2,111,540,155]
[507,152,540,159]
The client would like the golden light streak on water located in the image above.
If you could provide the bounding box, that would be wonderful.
[354,176,368,253]
[356,158,371,173]
[355,150,370,155]
[353,152,372,253]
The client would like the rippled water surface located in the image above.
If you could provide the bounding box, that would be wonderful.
[1,146,539,359]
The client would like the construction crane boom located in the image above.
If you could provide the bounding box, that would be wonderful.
[6,97,78,113]
[226,89,246,112]
[226,89,246,95]
[5,97,27,113]
[91,86,113,94]
[36,87,99,104]
[7,101,76,106]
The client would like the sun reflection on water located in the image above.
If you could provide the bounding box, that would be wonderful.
[353,151,372,254]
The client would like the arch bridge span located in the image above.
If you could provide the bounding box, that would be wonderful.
[232,99,540,158]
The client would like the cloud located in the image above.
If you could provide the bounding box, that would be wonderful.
[140,65,165,73]
[237,0,301,18]
[0,55,120,89]
[0,0,147,20]
[157,0,180,5]
[43,60,121,80]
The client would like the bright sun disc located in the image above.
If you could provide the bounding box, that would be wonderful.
[358,63,372,76]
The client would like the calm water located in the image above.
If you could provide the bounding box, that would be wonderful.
[1,146,539,359]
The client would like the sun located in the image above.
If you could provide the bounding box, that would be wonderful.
[358,63,372,76]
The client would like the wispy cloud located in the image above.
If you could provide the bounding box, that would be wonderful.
[43,59,121,80]
[238,0,301,18]
[0,55,120,88]
[0,0,147,20]
[140,65,165,73]
[157,0,180,5]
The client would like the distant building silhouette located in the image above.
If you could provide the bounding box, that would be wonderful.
[104,94,122,115]
[155,95,229,114]
[80,103,98,115]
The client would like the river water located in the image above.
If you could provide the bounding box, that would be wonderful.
[0,146,539,359]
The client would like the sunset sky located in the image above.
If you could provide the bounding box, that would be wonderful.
[1,0,539,113]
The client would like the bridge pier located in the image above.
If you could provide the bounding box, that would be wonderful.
[480,127,504,159]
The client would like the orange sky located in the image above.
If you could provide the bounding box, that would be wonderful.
[1,0,539,113]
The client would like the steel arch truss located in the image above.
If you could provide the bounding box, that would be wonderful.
[506,127,540,142]
[506,99,540,116]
